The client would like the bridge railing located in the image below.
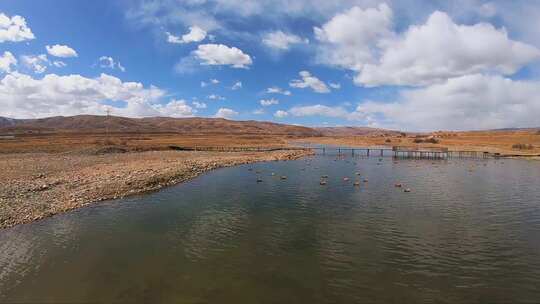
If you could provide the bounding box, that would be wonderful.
[392,146,449,152]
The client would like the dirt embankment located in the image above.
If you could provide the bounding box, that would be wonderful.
[0,149,311,229]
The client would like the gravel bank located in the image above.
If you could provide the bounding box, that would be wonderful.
[0,149,311,229]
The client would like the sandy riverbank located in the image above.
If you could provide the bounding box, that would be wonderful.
[0,149,311,229]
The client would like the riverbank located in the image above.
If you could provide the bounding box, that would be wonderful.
[0,149,311,229]
[295,132,540,159]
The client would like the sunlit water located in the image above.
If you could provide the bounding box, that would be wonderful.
[1,152,540,303]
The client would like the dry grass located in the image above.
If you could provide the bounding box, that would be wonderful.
[2,129,540,156]
[296,129,540,156]
[0,133,294,154]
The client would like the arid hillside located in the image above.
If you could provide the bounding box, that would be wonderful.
[315,126,402,136]
[1,115,539,156]
[0,115,321,136]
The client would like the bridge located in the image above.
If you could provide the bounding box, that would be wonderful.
[308,146,491,159]
[168,145,492,159]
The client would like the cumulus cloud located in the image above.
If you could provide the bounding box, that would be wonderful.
[167,25,207,44]
[20,54,49,74]
[355,74,540,131]
[214,107,238,119]
[0,51,17,73]
[193,44,252,68]
[314,4,394,71]
[266,86,291,95]
[260,98,279,106]
[356,11,540,87]
[0,13,35,43]
[253,108,265,115]
[99,56,126,72]
[193,101,207,109]
[315,5,540,87]
[152,99,195,117]
[0,72,168,118]
[46,44,78,58]
[262,30,308,50]
[273,110,288,118]
[289,70,330,93]
[231,81,242,90]
[273,74,540,130]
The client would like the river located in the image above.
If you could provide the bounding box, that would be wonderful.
[1,151,540,303]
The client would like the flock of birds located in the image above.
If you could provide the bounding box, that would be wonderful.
[248,155,414,193]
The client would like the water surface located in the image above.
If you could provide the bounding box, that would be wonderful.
[1,153,540,303]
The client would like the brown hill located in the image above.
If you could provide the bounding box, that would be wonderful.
[0,115,321,136]
[315,126,401,136]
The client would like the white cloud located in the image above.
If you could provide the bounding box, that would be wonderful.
[98,56,126,72]
[231,81,242,90]
[166,25,207,44]
[0,13,35,43]
[288,104,350,118]
[260,98,279,106]
[266,86,291,95]
[0,72,168,118]
[0,51,17,73]
[355,74,540,131]
[314,4,394,71]
[208,94,225,100]
[193,44,252,68]
[193,101,207,109]
[214,107,238,119]
[45,44,78,58]
[20,54,49,74]
[356,11,540,87]
[52,61,66,68]
[315,5,540,87]
[272,74,540,130]
[262,30,308,50]
[253,108,265,115]
[274,110,288,118]
[201,78,220,87]
[289,70,330,93]
[153,99,195,117]
[329,82,341,89]
[126,0,540,54]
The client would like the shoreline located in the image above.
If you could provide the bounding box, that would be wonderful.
[293,138,540,160]
[0,149,313,230]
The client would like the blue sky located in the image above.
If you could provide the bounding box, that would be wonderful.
[1,0,540,131]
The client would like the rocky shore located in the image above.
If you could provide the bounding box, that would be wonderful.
[0,149,311,229]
